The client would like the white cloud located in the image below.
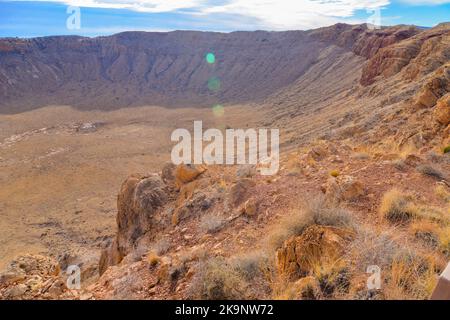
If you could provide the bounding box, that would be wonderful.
[11,0,207,13]
[8,0,396,29]
[399,0,450,4]
[201,0,391,29]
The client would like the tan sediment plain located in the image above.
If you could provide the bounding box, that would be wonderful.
[0,104,261,270]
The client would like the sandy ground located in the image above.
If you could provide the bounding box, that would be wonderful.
[0,104,262,270]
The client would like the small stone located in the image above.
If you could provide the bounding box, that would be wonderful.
[242,199,257,216]
[0,271,26,285]
[324,175,365,202]
[80,292,93,300]
[47,278,66,296]
[5,284,28,298]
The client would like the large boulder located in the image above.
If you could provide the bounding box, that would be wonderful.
[415,67,450,109]
[276,225,354,280]
[99,174,168,275]
[434,94,450,126]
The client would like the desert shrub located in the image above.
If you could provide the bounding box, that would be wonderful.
[435,185,450,202]
[348,227,441,299]
[416,164,446,181]
[392,159,407,171]
[426,151,442,163]
[230,251,271,280]
[267,195,354,250]
[188,257,248,300]
[415,206,448,224]
[330,169,340,177]
[409,221,440,248]
[379,189,418,223]
[312,261,351,298]
[146,252,161,267]
[199,214,225,233]
[305,195,354,228]
[387,251,439,299]
[349,228,401,272]
[274,261,350,300]
[275,276,321,300]
[443,145,450,154]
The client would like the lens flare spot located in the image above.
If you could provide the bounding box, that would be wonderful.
[207,77,221,92]
[206,52,216,64]
[212,104,224,117]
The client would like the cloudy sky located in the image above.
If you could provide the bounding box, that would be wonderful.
[0,0,449,37]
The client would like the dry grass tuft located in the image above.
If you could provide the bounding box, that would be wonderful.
[230,251,271,281]
[392,159,407,171]
[274,276,321,300]
[435,185,450,202]
[267,195,354,250]
[416,164,446,181]
[438,226,450,257]
[346,226,444,299]
[188,257,249,300]
[348,228,401,272]
[409,221,440,248]
[387,251,439,299]
[379,189,418,223]
[414,206,448,224]
[426,151,442,163]
[311,260,350,298]
[146,252,161,267]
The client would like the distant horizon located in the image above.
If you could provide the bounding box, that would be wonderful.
[2,22,447,40]
[1,0,449,38]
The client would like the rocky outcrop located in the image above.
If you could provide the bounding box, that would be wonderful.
[0,254,67,300]
[361,24,450,86]
[174,164,206,188]
[276,225,354,280]
[310,24,420,58]
[415,65,450,108]
[361,42,421,86]
[434,94,450,126]
[99,174,168,275]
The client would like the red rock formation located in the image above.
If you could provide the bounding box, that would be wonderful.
[99,174,168,275]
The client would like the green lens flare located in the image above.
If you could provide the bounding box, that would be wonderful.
[206,52,216,64]
[212,104,224,117]
[207,77,221,92]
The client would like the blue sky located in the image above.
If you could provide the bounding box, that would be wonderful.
[0,0,449,38]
